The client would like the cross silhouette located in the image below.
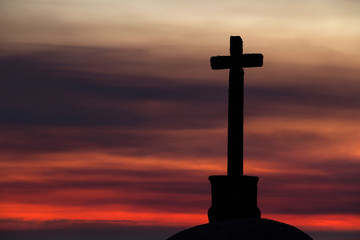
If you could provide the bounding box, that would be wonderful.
[211,36,263,177]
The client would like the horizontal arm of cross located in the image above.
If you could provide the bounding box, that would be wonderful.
[211,54,263,70]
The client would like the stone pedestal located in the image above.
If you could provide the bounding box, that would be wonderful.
[208,175,261,222]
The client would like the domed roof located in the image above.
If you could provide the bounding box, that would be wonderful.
[167,218,313,240]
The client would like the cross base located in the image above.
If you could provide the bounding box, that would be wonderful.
[208,175,261,223]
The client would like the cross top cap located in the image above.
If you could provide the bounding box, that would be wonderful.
[230,36,243,56]
[211,36,263,70]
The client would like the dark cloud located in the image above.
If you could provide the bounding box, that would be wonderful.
[307,230,360,240]
[0,219,359,240]
[1,219,359,240]
[0,159,359,215]
[0,181,209,213]
[1,44,360,221]
[245,130,329,161]
[0,52,227,129]
[0,166,210,213]
[1,45,360,158]
[259,159,360,214]
[0,45,229,157]
[0,126,227,158]
[2,45,360,130]
[0,219,181,240]
[245,82,360,120]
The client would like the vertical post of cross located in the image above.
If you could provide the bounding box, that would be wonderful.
[228,36,244,177]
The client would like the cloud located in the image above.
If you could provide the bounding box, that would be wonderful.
[258,159,360,215]
[1,44,360,222]
[245,83,360,120]
[0,218,181,239]
[307,230,360,240]
[0,45,227,129]
[0,164,210,213]
[1,218,360,240]
[1,44,360,159]
[0,158,359,215]
[1,219,359,240]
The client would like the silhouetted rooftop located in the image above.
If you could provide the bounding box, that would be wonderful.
[167,218,313,240]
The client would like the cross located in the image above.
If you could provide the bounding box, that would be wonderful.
[211,36,263,177]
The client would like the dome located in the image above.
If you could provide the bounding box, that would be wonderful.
[167,218,313,240]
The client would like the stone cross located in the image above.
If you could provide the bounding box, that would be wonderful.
[211,36,263,177]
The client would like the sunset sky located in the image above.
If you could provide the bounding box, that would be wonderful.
[1,0,360,239]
